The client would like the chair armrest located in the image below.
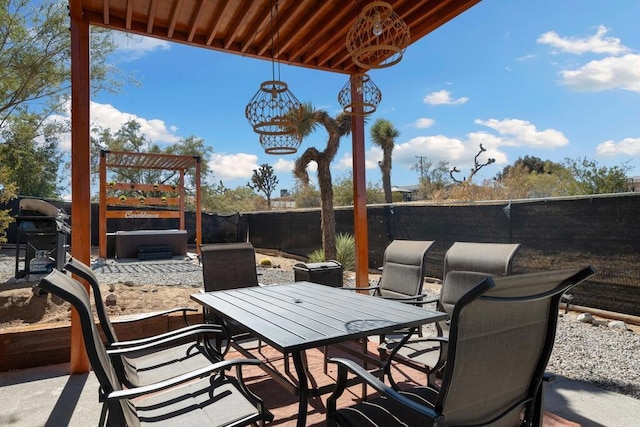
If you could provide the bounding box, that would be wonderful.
[106,358,262,400]
[106,325,223,354]
[328,357,443,424]
[340,285,379,291]
[417,296,439,305]
[108,323,222,348]
[110,307,198,327]
[381,293,436,304]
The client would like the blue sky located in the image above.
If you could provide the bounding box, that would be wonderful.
[60,0,640,196]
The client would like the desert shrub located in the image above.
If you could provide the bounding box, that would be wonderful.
[335,233,355,271]
[259,258,272,267]
[306,233,355,271]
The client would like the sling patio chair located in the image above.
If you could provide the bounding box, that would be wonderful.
[199,242,262,355]
[327,265,596,427]
[38,270,273,427]
[332,240,435,374]
[379,242,521,387]
[65,257,224,388]
[354,239,435,302]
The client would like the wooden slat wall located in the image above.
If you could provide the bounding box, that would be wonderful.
[0,312,202,372]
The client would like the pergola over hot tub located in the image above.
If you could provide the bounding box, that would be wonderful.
[68,0,483,372]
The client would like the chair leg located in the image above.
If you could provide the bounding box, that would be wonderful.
[324,345,329,374]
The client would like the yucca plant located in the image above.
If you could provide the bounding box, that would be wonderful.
[307,232,355,271]
[335,232,355,271]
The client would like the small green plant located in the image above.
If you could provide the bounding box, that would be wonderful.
[335,232,355,271]
[161,196,167,203]
[307,249,325,263]
[259,258,272,267]
[307,233,355,271]
[119,195,127,203]
[139,196,146,203]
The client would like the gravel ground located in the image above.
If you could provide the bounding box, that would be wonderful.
[2,252,639,400]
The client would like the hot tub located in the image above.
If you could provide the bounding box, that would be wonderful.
[114,229,187,259]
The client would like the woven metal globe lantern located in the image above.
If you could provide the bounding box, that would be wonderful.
[245,80,301,137]
[259,132,302,155]
[338,73,382,115]
[346,1,410,69]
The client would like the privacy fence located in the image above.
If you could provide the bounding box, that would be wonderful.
[2,193,639,316]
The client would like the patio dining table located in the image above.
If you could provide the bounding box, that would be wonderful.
[191,281,447,427]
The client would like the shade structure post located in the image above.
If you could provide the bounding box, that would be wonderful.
[194,156,202,254]
[69,5,91,374]
[350,76,370,290]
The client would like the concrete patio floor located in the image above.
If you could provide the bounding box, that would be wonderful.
[2,341,639,427]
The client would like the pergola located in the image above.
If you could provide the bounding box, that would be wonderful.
[69,0,482,372]
[98,150,202,259]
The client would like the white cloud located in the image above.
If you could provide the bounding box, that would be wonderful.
[516,54,537,61]
[380,118,567,177]
[47,101,181,153]
[537,25,630,55]
[208,153,258,182]
[272,158,295,174]
[389,133,506,177]
[89,102,181,144]
[394,135,467,163]
[474,118,569,148]
[596,137,640,156]
[561,54,640,93]
[335,149,379,171]
[110,31,171,60]
[423,90,468,106]
[414,118,435,129]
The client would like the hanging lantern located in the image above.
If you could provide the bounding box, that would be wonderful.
[245,80,301,136]
[245,2,301,153]
[338,73,382,115]
[346,1,410,69]
[259,133,302,155]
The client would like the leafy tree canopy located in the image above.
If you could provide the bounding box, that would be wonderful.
[0,166,18,242]
[0,110,65,197]
[563,157,632,195]
[0,0,122,200]
[0,0,119,125]
[293,183,320,208]
[201,182,266,214]
[412,157,451,200]
[332,172,384,206]
[91,120,213,203]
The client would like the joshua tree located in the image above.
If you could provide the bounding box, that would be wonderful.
[450,143,496,184]
[370,118,399,203]
[247,163,278,208]
[289,102,351,260]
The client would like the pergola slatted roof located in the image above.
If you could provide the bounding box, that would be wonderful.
[77,0,481,74]
[103,150,199,171]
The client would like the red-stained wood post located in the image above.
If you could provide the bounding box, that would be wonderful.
[350,75,370,290]
[69,1,91,374]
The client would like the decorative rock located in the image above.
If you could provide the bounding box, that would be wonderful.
[577,312,593,323]
[32,285,47,296]
[108,283,116,292]
[608,320,628,330]
[105,293,117,306]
